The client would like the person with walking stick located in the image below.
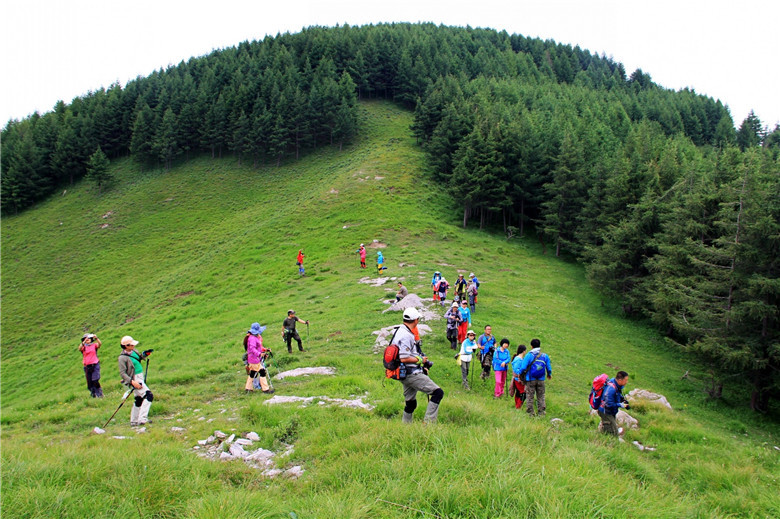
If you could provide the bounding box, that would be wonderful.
[282,310,309,353]
[117,336,154,426]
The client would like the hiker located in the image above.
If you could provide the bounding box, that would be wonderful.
[467,279,478,314]
[469,272,480,291]
[444,301,461,350]
[431,271,442,301]
[397,308,444,423]
[518,338,552,416]
[457,299,471,344]
[436,276,449,306]
[79,333,103,398]
[376,250,387,275]
[245,322,273,394]
[476,325,496,381]
[598,371,630,436]
[296,249,305,276]
[282,309,309,353]
[510,345,528,409]
[458,329,478,389]
[492,338,512,398]
[356,244,367,268]
[453,273,468,302]
[118,336,153,426]
[396,281,408,302]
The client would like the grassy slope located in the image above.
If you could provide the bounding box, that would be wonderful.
[1,101,778,518]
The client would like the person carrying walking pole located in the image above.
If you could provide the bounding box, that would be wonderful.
[117,336,154,427]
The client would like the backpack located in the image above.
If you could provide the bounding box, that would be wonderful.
[438,280,448,291]
[589,373,609,410]
[528,356,547,379]
[383,328,405,380]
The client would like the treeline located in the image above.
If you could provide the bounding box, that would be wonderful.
[411,67,778,411]
[2,23,777,410]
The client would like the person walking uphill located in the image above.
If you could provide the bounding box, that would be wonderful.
[397,308,444,424]
[246,323,273,394]
[118,336,153,426]
[356,244,367,269]
[492,338,512,398]
[518,338,552,416]
[454,273,468,302]
[79,333,103,398]
[282,310,309,353]
[431,271,442,301]
[598,371,630,436]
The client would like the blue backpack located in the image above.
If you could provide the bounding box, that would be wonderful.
[528,354,547,379]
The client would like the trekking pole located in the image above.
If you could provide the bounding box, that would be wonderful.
[103,387,134,428]
[306,322,310,348]
[144,357,150,383]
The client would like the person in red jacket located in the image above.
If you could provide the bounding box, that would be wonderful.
[296,249,305,276]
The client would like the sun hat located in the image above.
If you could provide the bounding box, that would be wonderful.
[467,330,476,336]
[121,335,139,347]
[249,322,266,335]
[451,302,458,307]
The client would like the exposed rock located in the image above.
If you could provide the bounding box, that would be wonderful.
[111,436,132,440]
[235,438,253,446]
[359,276,390,286]
[136,427,147,434]
[627,389,673,410]
[214,430,227,439]
[550,418,564,426]
[284,465,305,479]
[632,441,657,452]
[246,432,260,442]
[93,427,106,435]
[382,294,441,322]
[219,452,234,460]
[226,434,236,444]
[229,443,248,458]
[274,367,337,380]
[264,395,374,410]
[171,426,185,432]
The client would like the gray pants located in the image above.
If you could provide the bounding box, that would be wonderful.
[525,379,546,416]
[599,412,619,435]
[402,372,442,423]
[460,360,471,387]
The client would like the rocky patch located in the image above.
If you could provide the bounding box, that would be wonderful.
[194,430,302,478]
[274,367,336,380]
[264,394,374,410]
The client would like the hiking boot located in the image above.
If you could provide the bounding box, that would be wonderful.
[263,389,275,394]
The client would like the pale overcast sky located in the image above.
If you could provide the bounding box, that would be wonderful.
[2,0,778,128]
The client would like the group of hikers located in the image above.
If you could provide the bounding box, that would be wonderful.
[81,246,628,436]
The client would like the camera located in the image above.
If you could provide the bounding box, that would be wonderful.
[143,349,154,356]
[423,360,433,369]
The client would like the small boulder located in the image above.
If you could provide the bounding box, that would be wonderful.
[214,430,227,439]
[229,443,248,458]
[93,427,106,435]
[171,426,185,433]
[627,389,672,410]
[219,452,234,460]
[246,432,260,441]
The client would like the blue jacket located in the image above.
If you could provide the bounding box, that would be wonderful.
[377,251,384,264]
[518,348,551,381]
[599,378,626,416]
[458,306,471,325]
[477,333,495,354]
[492,348,511,371]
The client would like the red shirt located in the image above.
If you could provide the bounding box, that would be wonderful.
[81,343,99,366]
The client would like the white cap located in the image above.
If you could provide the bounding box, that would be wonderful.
[403,308,421,321]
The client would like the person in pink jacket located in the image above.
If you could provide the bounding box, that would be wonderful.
[356,244,367,268]
[245,322,273,393]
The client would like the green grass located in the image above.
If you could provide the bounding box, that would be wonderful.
[2,101,778,518]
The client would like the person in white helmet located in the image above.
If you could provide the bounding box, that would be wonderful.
[396,307,444,423]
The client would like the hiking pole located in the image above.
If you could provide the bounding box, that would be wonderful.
[103,387,134,428]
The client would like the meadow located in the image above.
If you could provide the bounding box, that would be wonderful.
[1,101,778,518]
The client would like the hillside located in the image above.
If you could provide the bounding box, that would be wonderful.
[1,102,778,518]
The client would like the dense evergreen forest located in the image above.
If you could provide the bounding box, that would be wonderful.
[2,23,777,411]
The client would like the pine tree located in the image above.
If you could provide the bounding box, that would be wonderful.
[85,146,112,194]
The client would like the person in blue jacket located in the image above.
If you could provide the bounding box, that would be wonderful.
[376,250,387,275]
[518,338,552,416]
[598,371,630,436]
[492,338,512,398]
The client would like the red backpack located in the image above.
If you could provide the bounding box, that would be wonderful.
[383,328,405,380]
[589,374,610,409]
